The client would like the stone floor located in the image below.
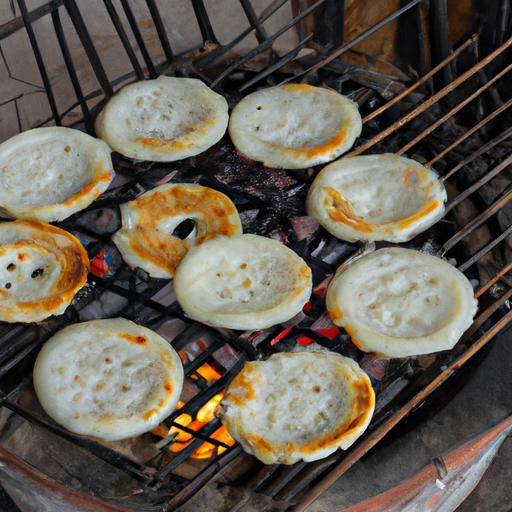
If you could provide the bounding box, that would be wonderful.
[0,328,510,512]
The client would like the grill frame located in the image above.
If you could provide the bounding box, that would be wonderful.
[0,1,511,511]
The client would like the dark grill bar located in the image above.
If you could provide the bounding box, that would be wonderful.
[102,0,145,81]
[63,0,114,97]
[145,0,174,61]
[51,8,92,130]
[16,0,61,125]
[119,0,158,78]
[209,0,328,88]
[194,0,290,68]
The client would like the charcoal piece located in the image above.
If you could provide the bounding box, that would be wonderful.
[77,289,128,321]
[74,207,120,235]
[478,176,510,206]
[239,209,259,231]
[359,354,389,382]
[290,215,320,242]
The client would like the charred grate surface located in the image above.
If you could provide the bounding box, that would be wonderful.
[0,1,510,511]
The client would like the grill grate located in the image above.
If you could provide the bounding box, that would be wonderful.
[0,1,511,511]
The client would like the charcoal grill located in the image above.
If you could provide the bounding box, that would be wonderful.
[0,1,511,511]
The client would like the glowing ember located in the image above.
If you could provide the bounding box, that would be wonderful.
[296,336,314,345]
[270,327,292,346]
[190,425,234,459]
[195,362,222,381]
[169,413,194,444]
[166,392,235,457]
[153,362,235,459]
[196,393,223,422]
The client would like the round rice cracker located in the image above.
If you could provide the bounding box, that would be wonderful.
[174,234,312,330]
[221,351,375,464]
[0,127,113,222]
[307,154,447,243]
[229,84,362,169]
[95,76,229,162]
[0,220,89,323]
[33,318,184,441]
[112,183,242,279]
[326,248,478,358]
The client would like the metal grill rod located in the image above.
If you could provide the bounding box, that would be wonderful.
[428,97,512,166]
[190,0,217,44]
[63,0,113,96]
[194,0,289,68]
[0,0,63,40]
[347,36,512,157]
[164,358,246,427]
[145,0,174,61]
[153,418,226,481]
[396,61,512,155]
[443,189,512,252]
[165,420,232,450]
[209,0,327,88]
[0,335,45,380]
[51,8,91,130]
[164,445,243,510]
[2,398,153,480]
[238,33,314,91]
[475,262,512,298]
[119,0,157,77]
[462,289,512,341]
[240,0,270,43]
[0,326,31,363]
[363,37,476,123]
[445,153,512,214]
[279,0,425,85]
[442,126,512,181]
[458,225,512,272]
[17,0,61,125]
[103,0,144,80]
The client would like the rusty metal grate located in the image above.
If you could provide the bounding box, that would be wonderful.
[0,1,510,511]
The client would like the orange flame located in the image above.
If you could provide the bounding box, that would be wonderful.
[196,393,223,422]
[153,362,235,459]
[190,425,234,459]
[195,362,222,381]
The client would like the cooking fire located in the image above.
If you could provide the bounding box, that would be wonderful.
[153,362,235,460]
[0,2,510,512]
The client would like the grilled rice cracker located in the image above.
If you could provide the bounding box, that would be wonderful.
[95,76,229,162]
[229,84,362,169]
[307,154,447,243]
[0,127,114,222]
[113,183,242,278]
[0,220,89,323]
[33,318,183,441]
[327,247,478,358]
[174,234,312,330]
[221,351,375,464]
